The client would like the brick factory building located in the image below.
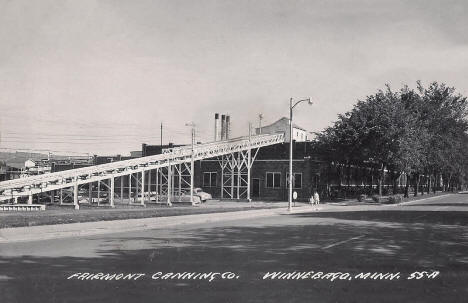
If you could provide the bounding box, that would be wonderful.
[194,142,320,202]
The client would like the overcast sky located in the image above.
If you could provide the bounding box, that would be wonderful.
[1,0,467,155]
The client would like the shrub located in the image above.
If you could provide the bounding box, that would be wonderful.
[358,194,367,202]
[371,195,382,203]
[388,195,403,204]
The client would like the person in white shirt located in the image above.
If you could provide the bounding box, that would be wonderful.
[313,191,320,205]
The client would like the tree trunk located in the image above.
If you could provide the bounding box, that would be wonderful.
[378,164,385,196]
[448,174,453,192]
[420,175,425,196]
[427,175,431,194]
[404,174,410,198]
[392,172,401,195]
[346,163,351,198]
[414,174,419,197]
[337,164,343,198]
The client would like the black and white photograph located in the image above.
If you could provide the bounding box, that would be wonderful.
[1,0,468,302]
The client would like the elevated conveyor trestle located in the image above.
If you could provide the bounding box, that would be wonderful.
[0,134,284,207]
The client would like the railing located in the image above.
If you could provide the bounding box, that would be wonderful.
[0,204,46,211]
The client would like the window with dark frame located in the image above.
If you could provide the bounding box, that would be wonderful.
[203,172,217,187]
[286,173,303,189]
[266,172,281,188]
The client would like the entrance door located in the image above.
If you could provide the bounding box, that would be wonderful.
[252,178,260,198]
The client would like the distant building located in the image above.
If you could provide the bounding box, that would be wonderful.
[92,154,137,166]
[50,159,94,172]
[0,161,21,181]
[130,151,142,158]
[255,117,311,142]
[22,159,51,176]
[142,143,185,157]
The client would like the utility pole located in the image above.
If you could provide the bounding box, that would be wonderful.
[160,122,163,147]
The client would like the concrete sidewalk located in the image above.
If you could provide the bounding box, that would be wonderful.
[0,193,453,243]
[0,204,319,243]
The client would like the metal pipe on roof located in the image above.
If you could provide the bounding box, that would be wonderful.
[226,115,231,140]
[214,113,219,141]
[221,115,226,140]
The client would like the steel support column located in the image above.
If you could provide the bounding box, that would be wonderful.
[120,176,124,203]
[136,173,139,203]
[128,174,132,204]
[155,167,159,202]
[97,180,101,206]
[167,163,172,206]
[178,164,182,202]
[73,182,79,210]
[237,152,241,200]
[110,177,115,207]
[148,169,152,203]
[231,154,235,198]
[89,183,92,203]
[190,155,194,203]
[140,171,145,205]
[221,157,224,199]
[247,148,252,202]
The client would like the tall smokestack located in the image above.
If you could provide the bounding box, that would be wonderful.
[214,113,219,141]
[226,115,231,140]
[221,115,226,140]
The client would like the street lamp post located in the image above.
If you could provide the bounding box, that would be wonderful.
[289,97,313,211]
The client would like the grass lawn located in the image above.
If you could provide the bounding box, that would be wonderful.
[0,201,283,229]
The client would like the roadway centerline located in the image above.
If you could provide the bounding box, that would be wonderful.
[322,235,366,249]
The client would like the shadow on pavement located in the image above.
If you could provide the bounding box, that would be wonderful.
[403,203,468,207]
[292,210,468,225]
[1,210,468,302]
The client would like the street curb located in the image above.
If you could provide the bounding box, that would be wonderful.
[391,194,452,206]
[0,205,315,243]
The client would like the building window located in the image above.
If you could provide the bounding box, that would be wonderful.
[286,173,302,189]
[203,172,217,187]
[266,172,281,188]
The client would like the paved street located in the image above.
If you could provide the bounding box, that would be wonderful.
[1,194,468,302]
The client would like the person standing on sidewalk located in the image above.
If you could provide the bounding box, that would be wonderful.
[309,188,315,204]
[313,191,320,205]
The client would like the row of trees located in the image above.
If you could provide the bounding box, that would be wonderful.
[315,81,468,197]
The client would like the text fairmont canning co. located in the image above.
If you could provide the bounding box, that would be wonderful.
[67,272,240,282]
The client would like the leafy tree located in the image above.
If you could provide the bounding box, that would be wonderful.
[314,81,468,197]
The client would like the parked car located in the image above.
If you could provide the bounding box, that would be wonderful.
[193,188,212,202]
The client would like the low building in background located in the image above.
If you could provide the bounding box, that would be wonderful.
[23,159,51,176]
[0,161,21,181]
[142,143,185,157]
[255,117,312,142]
